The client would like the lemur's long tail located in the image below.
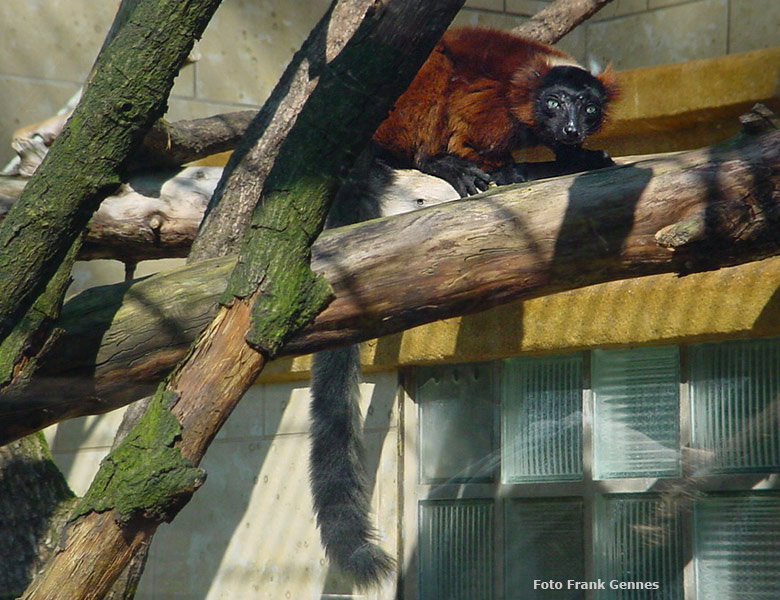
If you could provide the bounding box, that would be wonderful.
[309,345,394,587]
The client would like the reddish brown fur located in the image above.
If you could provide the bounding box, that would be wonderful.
[373,27,619,172]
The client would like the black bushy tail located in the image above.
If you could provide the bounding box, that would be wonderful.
[309,345,394,587]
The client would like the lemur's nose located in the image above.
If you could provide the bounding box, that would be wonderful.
[562,124,579,140]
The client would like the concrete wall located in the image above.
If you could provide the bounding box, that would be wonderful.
[47,372,402,600]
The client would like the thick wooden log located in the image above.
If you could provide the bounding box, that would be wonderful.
[1,130,778,445]
[82,167,219,261]
[1,167,218,261]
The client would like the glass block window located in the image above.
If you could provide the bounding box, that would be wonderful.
[502,354,583,483]
[595,495,684,600]
[690,338,780,474]
[504,498,584,600]
[417,363,498,483]
[694,494,780,600]
[410,337,780,600]
[418,500,494,600]
[592,347,681,479]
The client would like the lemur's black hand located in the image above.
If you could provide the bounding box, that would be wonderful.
[420,154,492,197]
[491,162,530,186]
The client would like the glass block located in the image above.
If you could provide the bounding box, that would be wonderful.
[689,337,780,474]
[694,494,780,600]
[419,500,494,600]
[417,363,498,483]
[592,347,681,479]
[502,354,583,483]
[505,498,584,600]
[595,494,684,600]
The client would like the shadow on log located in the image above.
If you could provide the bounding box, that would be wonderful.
[1,127,779,445]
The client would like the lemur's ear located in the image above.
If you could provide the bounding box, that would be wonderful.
[596,65,620,103]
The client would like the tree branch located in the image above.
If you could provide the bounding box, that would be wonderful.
[0,0,222,347]
[186,0,382,261]
[2,129,778,445]
[132,112,256,169]
[513,0,614,44]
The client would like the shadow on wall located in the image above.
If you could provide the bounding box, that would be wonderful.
[50,371,397,599]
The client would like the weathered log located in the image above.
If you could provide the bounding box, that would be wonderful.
[1,164,458,262]
[3,109,251,177]
[8,166,217,262]
[82,167,219,261]
[2,129,778,445]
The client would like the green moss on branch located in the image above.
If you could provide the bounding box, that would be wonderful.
[73,391,205,525]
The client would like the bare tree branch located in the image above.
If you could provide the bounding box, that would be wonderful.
[3,128,778,445]
[513,0,615,44]
[132,112,256,169]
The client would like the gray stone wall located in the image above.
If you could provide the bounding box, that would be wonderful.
[460,0,779,69]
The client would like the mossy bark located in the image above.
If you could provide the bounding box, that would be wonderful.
[1,127,778,446]
[224,2,467,353]
[0,0,222,348]
[1,1,222,598]
[72,391,205,525]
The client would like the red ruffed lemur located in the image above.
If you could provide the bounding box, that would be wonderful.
[372,26,620,196]
[308,27,620,589]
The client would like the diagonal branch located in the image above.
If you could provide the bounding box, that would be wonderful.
[0,0,222,347]
[513,0,614,44]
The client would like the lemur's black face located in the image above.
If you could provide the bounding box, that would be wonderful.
[533,66,609,147]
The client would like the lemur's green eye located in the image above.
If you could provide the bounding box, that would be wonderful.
[585,104,598,115]
[546,99,560,109]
